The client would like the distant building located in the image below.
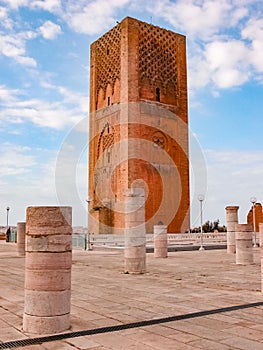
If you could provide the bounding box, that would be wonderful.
[247,202,263,232]
[88,17,190,234]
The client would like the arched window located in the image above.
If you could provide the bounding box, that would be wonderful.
[156,87,160,102]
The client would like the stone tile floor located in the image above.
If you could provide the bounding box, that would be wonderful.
[0,241,262,349]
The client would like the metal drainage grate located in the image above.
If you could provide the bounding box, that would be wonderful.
[1,301,263,349]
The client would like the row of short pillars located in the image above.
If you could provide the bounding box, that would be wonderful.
[225,206,261,263]
[225,206,263,291]
[15,201,262,335]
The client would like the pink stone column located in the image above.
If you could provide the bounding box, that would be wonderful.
[23,206,72,334]
[17,222,26,256]
[260,224,263,293]
[124,188,146,274]
[225,206,239,253]
[154,225,167,258]
[235,224,253,265]
[259,223,263,248]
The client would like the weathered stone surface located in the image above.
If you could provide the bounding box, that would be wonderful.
[235,224,253,265]
[23,314,70,335]
[88,17,190,234]
[26,234,72,252]
[247,202,263,232]
[24,290,71,316]
[124,245,146,259]
[23,206,72,334]
[154,225,167,258]
[17,222,26,256]
[124,189,146,273]
[259,223,263,248]
[225,206,239,254]
[26,206,72,236]
[25,252,72,270]
[260,223,263,293]
[25,268,71,291]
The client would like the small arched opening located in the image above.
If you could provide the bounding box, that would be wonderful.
[156,87,160,102]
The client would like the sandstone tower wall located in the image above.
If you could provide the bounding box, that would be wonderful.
[88,17,190,234]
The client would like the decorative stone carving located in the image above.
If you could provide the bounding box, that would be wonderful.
[138,22,178,94]
[93,25,121,100]
[152,131,167,149]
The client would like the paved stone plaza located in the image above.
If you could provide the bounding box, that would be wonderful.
[0,241,263,349]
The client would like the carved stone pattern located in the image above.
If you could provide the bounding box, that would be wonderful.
[94,173,98,188]
[152,131,167,149]
[94,25,121,99]
[138,22,178,93]
[102,133,114,151]
[97,124,115,158]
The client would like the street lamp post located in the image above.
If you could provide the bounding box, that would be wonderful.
[250,197,258,248]
[6,206,10,243]
[198,195,205,251]
[6,206,10,229]
[86,197,92,251]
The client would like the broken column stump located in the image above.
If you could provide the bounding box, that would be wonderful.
[235,224,253,265]
[124,188,146,274]
[225,206,239,253]
[17,222,26,256]
[23,206,72,334]
[154,225,168,258]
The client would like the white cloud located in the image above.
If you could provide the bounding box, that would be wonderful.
[1,102,81,129]
[0,31,37,66]
[188,39,250,90]
[0,10,61,67]
[0,144,87,226]
[188,48,211,89]
[0,6,13,29]
[61,0,129,35]
[205,40,250,88]
[0,84,88,130]
[0,145,60,224]
[0,85,19,102]
[147,0,248,41]
[0,6,8,18]
[31,0,61,12]
[0,143,36,177]
[15,55,37,67]
[206,41,247,71]
[242,18,263,72]
[2,0,29,9]
[38,20,62,39]
[0,34,25,57]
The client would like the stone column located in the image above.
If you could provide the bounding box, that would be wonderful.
[124,188,146,274]
[17,222,26,256]
[225,206,239,253]
[260,224,263,293]
[259,223,263,248]
[235,224,253,265]
[23,206,72,334]
[154,225,167,258]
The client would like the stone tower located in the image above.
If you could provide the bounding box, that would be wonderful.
[88,17,190,234]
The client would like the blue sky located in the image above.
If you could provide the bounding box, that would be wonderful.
[0,0,262,229]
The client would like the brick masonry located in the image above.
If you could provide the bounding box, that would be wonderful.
[247,202,263,232]
[88,17,190,234]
